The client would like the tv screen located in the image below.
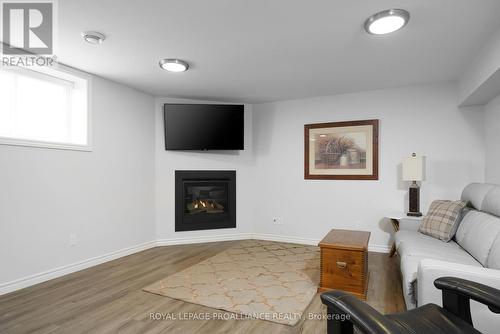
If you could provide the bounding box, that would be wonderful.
[164,104,244,150]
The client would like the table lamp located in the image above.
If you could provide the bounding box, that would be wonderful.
[402,153,425,217]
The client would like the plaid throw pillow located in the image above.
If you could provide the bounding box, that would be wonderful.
[419,200,467,242]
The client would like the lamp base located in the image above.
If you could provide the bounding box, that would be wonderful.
[407,181,422,217]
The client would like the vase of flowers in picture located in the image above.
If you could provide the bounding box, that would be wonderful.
[340,154,349,167]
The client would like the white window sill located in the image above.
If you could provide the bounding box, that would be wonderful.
[0,137,92,152]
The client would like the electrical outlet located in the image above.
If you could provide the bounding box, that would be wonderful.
[272,217,284,225]
[69,233,77,246]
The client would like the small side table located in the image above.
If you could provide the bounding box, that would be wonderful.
[387,214,423,257]
[318,229,370,300]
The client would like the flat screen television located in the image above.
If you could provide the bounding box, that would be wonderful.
[164,104,244,150]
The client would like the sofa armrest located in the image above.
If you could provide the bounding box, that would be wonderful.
[417,259,500,306]
[398,218,421,231]
[417,259,500,333]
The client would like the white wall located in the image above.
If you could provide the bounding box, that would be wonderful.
[251,83,485,249]
[0,80,488,293]
[485,94,500,184]
[155,98,255,241]
[459,25,500,105]
[0,75,156,289]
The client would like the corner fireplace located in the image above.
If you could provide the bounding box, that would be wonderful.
[175,170,236,231]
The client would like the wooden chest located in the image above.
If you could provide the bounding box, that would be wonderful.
[318,229,370,300]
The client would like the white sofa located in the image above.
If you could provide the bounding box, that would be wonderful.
[395,183,500,334]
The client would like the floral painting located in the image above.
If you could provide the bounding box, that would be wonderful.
[304,120,379,180]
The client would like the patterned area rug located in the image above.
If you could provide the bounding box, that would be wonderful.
[143,240,320,325]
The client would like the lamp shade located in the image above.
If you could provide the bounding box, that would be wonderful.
[402,154,425,181]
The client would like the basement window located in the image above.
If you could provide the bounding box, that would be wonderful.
[0,65,90,151]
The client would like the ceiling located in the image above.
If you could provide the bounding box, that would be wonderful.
[57,0,500,103]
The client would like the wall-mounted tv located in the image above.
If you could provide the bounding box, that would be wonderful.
[164,104,244,150]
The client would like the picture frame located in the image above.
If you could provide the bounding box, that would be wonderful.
[304,119,379,180]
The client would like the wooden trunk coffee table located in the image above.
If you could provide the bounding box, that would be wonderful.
[318,229,370,300]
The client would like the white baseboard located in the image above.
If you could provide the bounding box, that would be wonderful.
[0,240,156,296]
[156,232,391,253]
[0,233,389,296]
[249,233,319,245]
[249,233,390,253]
[367,244,391,253]
[155,233,251,246]
[156,233,320,247]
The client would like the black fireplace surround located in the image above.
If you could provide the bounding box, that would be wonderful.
[175,170,236,232]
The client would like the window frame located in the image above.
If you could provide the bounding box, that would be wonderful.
[0,64,92,152]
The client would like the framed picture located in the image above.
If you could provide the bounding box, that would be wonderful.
[304,119,379,180]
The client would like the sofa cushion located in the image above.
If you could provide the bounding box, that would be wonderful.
[418,200,467,242]
[461,183,496,210]
[396,230,481,266]
[396,230,482,309]
[455,209,500,266]
[486,234,500,270]
[482,186,500,218]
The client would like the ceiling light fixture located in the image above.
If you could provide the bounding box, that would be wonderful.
[159,59,189,72]
[82,31,106,44]
[364,9,410,35]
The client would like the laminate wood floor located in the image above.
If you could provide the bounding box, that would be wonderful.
[0,241,405,334]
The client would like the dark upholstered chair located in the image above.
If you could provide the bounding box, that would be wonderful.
[320,277,500,334]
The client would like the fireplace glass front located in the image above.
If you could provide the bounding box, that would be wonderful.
[175,171,236,231]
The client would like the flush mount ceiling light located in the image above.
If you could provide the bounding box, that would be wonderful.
[364,9,410,35]
[82,31,105,44]
[159,59,189,72]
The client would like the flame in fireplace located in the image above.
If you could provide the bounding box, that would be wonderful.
[188,199,224,213]
[193,200,209,209]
